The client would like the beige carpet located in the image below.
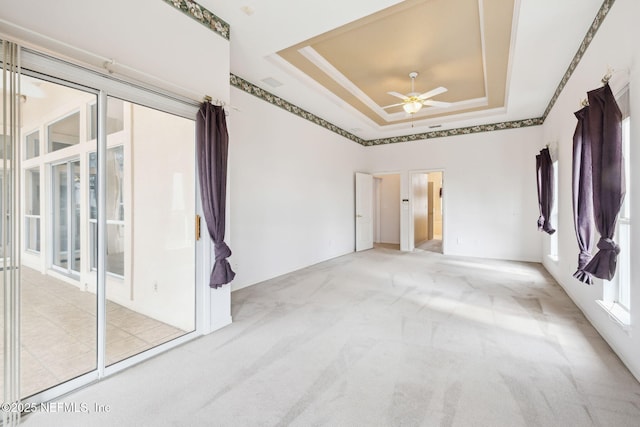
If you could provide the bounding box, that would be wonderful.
[416,239,443,253]
[22,247,640,426]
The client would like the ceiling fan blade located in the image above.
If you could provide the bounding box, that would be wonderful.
[423,99,452,108]
[387,91,409,100]
[382,102,404,109]
[418,86,448,100]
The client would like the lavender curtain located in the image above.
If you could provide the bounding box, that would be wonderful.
[583,84,625,280]
[536,147,556,235]
[196,102,236,288]
[572,106,594,284]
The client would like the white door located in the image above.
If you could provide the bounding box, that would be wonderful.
[355,172,374,251]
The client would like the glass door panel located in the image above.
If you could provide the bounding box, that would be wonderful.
[3,48,199,405]
[104,99,196,366]
[20,76,97,398]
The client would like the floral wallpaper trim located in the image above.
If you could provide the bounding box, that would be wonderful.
[230,74,364,144]
[365,118,544,146]
[231,74,544,146]
[162,0,230,40]
[542,0,615,119]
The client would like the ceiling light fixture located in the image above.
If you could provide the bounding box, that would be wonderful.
[383,72,451,115]
[403,98,423,114]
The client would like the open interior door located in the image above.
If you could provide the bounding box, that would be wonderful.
[355,172,374,251]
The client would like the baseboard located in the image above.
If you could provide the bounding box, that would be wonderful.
[542,264,640,384]
[210,315,232,333]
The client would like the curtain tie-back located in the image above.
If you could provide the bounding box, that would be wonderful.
[573,250,594,285]
[211,241,235,289]
[214,241,232,260]
[577,251,592,268]
[596,237,620,254]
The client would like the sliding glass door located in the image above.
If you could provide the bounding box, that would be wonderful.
[2,41,200,409]
[20,77,98,400]
[90,98,197,367]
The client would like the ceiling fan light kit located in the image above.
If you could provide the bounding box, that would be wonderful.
[383,71,451,116]
[403,99,423,114]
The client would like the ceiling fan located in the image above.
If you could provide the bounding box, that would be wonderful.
[383,72,451,114]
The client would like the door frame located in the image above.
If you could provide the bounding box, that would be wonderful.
[371,171,402,248]
[408,169,446,253]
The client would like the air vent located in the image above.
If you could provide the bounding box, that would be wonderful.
[261,77,283,88]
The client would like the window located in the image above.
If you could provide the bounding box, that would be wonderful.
[600,86,631,326]
[48,111,80,152]
[25,168,41,252]
[549,160,559,260]
[25,130,40,159]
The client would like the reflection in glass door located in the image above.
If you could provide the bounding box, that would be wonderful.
[19,76,97,400]
[51,160,81,274]
[101,98,196,366]
[3,43,200,408]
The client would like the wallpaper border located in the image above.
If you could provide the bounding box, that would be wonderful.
[541,0,616,119]
[162,0,230,40]
[232,73,544,146]
[230,74,364,144]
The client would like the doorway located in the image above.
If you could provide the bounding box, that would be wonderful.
[410,171,444,253]
[373,173,401,250]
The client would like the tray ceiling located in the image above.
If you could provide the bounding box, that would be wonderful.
[277,0,514,126]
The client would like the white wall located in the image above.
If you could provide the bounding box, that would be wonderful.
[228,87,367,291]
[375,174,401,244]
[367,127,542,261]
[541,0,640,381]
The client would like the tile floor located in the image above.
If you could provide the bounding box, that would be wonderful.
[0,266,187,400]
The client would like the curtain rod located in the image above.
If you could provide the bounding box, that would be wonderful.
[0,20,224,108]
[580,67,616,107]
